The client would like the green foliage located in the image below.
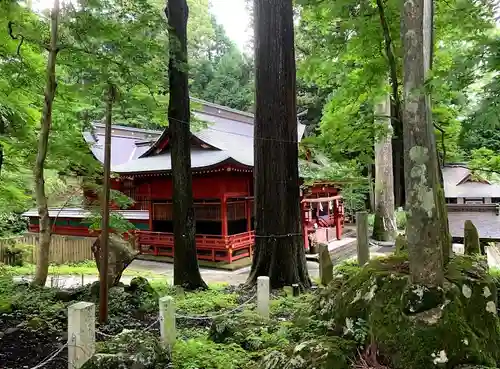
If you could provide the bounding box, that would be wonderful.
[189,15,254,111]
[173,339,250,369]
[296,0,494,166]
[368,207,406,230]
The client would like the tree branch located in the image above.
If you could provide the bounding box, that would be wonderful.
[433,122,447,165]
[8,21,49,52]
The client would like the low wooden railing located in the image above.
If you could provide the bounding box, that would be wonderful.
[136,230,255,263]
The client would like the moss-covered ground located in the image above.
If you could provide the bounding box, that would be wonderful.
[1,253,500,369]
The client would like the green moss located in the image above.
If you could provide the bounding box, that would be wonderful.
[82,330,170,369]
[255,337,356,369]
[312,254,500,369]
[173,339,250,369]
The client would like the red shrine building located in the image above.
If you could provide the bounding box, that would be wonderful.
[23,99,344,263]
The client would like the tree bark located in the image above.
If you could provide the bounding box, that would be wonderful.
[402,0,444,286]
[98,83,115,323]
[372,92,396,242]
[246,0,311,290]
[422,0,451,264]
[375,0,405,208]
[32,0,59,287]
[166,0,207,290]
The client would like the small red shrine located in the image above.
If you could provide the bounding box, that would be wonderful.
[23,98,344,263]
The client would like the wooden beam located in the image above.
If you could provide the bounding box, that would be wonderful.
[301,195,342,203]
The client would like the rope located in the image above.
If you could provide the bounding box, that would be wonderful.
[175,293,256,320]
[96,316,160,338]
[30,343,68,369]
[28,293,254,368]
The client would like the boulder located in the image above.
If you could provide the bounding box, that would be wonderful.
[91,234,139,288]
[81,330,169,369]
[256,337,356,369]
[312,254,500,369]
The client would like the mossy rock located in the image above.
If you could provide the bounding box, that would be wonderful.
[128,277,159,298]
[209,310,285,352]
[256,337,356,369]
[312,254,500,369]
[82,330,170,369]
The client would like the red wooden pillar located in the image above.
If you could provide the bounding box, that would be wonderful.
[221,195,230,262]
[334,199,342,240]
[148,183,153,231]
[221,195,228,237]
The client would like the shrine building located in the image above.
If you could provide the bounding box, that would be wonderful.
[23,99,344,264]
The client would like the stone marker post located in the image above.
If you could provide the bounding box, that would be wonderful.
[257,276,270,318]
[464,220,480,255]
[318,243,333,286]
[356,211,370,266]
[159,296,176,353]
[68,302,95,369]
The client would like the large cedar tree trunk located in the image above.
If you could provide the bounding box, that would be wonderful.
[166,0,207,290]
[246,0,311,289]
[402,0,445,286]
[372,92,396,242]
[32,0,59,286]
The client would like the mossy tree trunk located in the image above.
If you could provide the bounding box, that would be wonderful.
[402,0,445,286]
[245,0,311,290]
[166,0,207,290]
[373,91,396,242]
[32,0,59,287]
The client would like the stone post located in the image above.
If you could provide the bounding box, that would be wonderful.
[257,276,270,318]
[464,220,480,255]
[68,302,95,369]
[356,211,370,266]
[318,243,333,286]
[159,296,176,352]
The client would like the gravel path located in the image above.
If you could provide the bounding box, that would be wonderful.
[13,242,397,289]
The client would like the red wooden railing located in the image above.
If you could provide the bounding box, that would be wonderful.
[136,230,255,263]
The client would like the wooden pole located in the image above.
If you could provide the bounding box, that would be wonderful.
[356,211,370,266]
[99,83,114,323]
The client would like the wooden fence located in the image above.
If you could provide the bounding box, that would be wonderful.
[0,233,96,265]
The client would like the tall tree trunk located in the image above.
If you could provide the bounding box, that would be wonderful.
[166,0,207,290]
[402,0,444,286]
[246,0,311,289]
[422,0,451,264]
[32,0,59,287]
[376,0,405,208]
[372,92,396,242]
[98,83,115,324]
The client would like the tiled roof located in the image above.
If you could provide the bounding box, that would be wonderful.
[83,124,162,167]
[112,149,240,174]
[448,209,500,240]
[443,165,500,198]
[108,98,306,174]
[22,208,149,220]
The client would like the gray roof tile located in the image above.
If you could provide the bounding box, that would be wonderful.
[443,165,500,198]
